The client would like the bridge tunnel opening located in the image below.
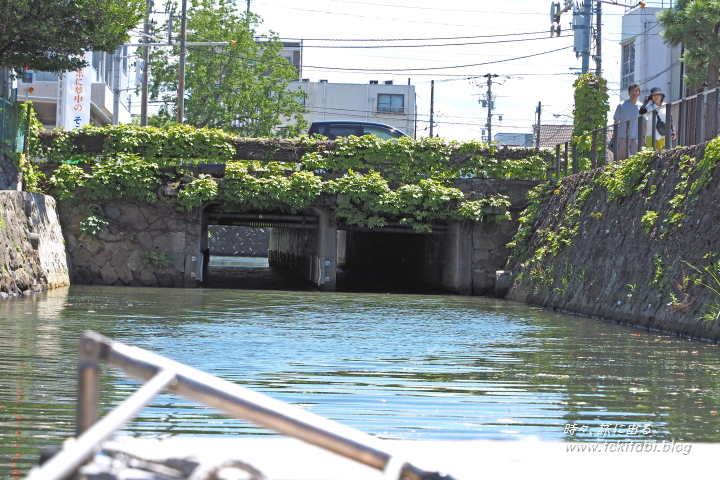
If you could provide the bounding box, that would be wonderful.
[336,229,451,294]
[199,208,319,291]
[197,205,462,294]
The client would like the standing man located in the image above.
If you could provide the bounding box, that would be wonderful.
[613,84,643,160]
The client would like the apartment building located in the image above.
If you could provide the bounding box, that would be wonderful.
[291,79,416,137]
[13,49,132,129]
[619,6,682,102]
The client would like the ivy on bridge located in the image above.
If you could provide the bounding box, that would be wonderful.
[34,125,552,233]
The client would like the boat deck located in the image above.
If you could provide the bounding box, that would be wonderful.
[76,437,708,480]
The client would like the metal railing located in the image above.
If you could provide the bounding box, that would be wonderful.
[25,331,457,480]
[549,85,720,179]
[0,97,26,155]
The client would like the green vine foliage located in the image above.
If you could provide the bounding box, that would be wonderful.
[595,149,656,202]
[40,125,550,231]
[79,206,108,236]
[507,180,594,287]
[143,251,173,268]
[49,153,161,204]
[572,73,609,167]
[177,175,218,211]
[42,124,237,166]
[304,136,549,184]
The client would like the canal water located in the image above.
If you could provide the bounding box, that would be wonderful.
[2,284,720,476]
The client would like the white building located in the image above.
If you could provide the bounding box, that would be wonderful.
[15,49,133,129]
[291,79,417,137]
[494,132,533,147]
[619,6,682,102]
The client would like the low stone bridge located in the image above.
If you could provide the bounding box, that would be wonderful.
[37,129,545,294]
[56,177,537,294]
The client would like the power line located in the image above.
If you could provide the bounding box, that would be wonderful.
[280,31,551,42]
[253,4,543,29]
[321,0,549,14]
[299,35,569,49]
[192,45,573,73]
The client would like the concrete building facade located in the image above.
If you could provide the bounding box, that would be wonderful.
[494,133,533,147]
[291,80,417,137]
[619,6,682,102]
[14,49,132,129]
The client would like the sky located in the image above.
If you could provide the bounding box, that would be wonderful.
[244,0,660,141]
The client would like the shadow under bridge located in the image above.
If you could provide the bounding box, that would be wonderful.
[198,204,472,294]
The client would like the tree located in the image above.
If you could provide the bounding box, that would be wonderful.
[657,0,720,92]
[148,0,306,138]
[0,0,145,73]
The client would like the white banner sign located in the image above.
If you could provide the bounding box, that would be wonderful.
[57,57,93,130]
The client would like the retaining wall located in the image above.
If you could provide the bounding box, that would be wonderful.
[57,199,201,288]
[506,143,720,341]
[0,191,69,297]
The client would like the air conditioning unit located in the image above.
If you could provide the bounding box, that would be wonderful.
[319,79,328,83]
[369,80,378,84]
[384,80,393,85]
[301,78,310,82]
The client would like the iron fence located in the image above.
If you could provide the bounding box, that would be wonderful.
[549,85,720,180]
[0,96,26,155]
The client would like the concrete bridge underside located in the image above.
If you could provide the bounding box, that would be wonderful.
[201,205,493,295]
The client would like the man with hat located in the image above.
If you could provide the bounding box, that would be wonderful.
[640,87,673,150]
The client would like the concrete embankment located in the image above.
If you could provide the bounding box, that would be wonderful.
[0,190,69,297]
[506,142,720,341]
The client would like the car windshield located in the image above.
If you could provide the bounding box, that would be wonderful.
[362,126,403,140]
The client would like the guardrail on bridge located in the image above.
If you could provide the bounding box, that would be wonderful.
[549,85,720,179]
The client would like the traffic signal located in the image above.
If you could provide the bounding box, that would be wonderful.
[21,67,33,84]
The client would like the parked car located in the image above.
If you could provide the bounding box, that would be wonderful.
[308,121,408,140]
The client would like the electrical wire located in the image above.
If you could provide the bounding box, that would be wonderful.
[279,31,552,42]
[253,4,542,29]
[299,35,569,49]
[191,45,573,73]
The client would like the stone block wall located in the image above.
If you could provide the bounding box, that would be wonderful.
[57,199,200,287]
[0,191,69,297]
[505,144,720,341]
[0,152,20,191]
[471,218,523,295]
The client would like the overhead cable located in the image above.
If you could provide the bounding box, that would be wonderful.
[191,45,573,73]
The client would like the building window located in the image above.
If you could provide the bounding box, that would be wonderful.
[621,41,635,92]
[377,94,404,114]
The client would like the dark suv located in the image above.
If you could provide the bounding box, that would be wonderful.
[308,121,408,140]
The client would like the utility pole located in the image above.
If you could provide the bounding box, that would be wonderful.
[578,0,592,74]
[484,74,498,143]
[535,102,542,148]
[112,48,122,125]
[595,0,602,76]
[140,0,151,126]
[552,0,634,76]
[177,0,188,124]
[177,0,187,123]
[429,80,434,138]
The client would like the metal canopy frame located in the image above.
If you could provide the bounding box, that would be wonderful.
[25,332,456,480]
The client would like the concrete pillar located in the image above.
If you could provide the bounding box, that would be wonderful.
[314,207,337,291]
[441,221,473,295]
[183,207,204,287]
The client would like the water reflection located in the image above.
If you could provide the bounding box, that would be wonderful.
[1,286,720,477]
